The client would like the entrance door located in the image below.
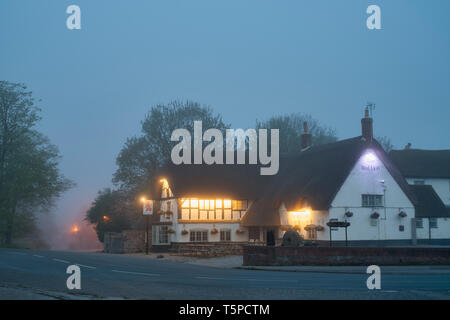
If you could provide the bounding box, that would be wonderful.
[266,229,275,246]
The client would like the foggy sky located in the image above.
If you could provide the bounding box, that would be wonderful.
[1,0,449,236]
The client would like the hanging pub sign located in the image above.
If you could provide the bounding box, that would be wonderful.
[326,220,351,247]
[326,221,350,228]
[143,200,153,215]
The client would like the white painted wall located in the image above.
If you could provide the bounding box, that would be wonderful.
[406,177,450,206]
[329,150,416,241]
[172,222,247,243]
[415,217,450,240]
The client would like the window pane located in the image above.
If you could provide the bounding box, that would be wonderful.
[430,218,438,228]
[200,210,208,220]
[182,209,189,220]
[182,199,189,208]
[362,194,383,207]
[191,199,198,208]
[224,200,231,209]
[216,200,222,208]
[416,218,423,228]
[224,209,232,220]
[159,226,168,244]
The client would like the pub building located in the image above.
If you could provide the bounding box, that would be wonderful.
[143,109,450,250]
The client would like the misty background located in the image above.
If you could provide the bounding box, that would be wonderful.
[1,0,449,249]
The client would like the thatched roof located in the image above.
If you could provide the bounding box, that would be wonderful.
[152,136,417,227]
[409,185,450,218]
[242,137,417,226]
[389,149,450,179]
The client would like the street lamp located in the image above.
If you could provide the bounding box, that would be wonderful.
[71,225,81,249]
[141,197,149,255]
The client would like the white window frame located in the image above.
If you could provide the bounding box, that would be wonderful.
[416,218,423,229]
[220,229,231,241]
[429,218,438,229]
[362,194,384,207]
[190,230,208,242]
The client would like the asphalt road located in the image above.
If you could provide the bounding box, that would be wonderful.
[0,248,449,299]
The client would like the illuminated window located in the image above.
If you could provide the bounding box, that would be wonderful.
[232,200,248,210]
[182,199,189,208]
[362,194,383,207]
[180,198,246,221]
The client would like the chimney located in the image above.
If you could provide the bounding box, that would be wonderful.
[301,122,312,150]
[361,107,373,141]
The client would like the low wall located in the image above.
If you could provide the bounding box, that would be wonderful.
[169,242,246,257]
[243,245,450,266]
[104,230,145,253]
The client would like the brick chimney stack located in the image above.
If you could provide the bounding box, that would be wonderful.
[361,107,373,141]
[301,122,312,150]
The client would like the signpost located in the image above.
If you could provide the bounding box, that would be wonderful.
[142,199,153,255]
[326,220,350,247]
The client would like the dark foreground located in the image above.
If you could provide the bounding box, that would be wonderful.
[0,248,449,299]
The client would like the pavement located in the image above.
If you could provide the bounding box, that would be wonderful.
[125,253,450,274]
[1,248,450,300]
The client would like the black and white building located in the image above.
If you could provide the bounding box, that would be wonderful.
[145,110,450,248]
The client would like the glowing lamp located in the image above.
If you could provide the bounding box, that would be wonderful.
[290,209,311,217]
[363,151,377,163]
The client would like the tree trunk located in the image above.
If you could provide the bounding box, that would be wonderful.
[4,206,15,246]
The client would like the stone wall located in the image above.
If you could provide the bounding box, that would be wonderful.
[169,242,247,257]
[243,245,450,266]
[104,230,145,253]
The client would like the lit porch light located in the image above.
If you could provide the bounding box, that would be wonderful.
[290,209,311,217]
[160,178,169,189]
[362,151,378,164]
